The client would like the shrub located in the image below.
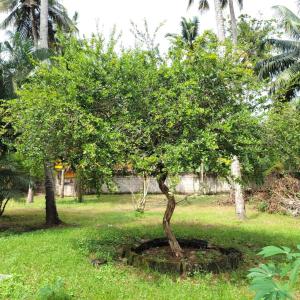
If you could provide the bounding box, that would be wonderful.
[248,245,300,300]
[37,278,72,300]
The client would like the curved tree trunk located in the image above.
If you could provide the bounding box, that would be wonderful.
[228,0,238,46]
[157,173,184,258]
[44,162,61,226]
[230,156,246,220]
[27,182,34,204]
[214,0,226,42]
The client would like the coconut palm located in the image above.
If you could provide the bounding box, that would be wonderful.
[39,0,61,225]
[188,0,225,41]
[221,0,243,45]
[257,5,300,101]
[0,0,75,48]
[167,17,200,49]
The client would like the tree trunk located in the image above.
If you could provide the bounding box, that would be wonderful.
[228,0,238,46]
[39,0,49,49]
[214,0,226,42]
[75,174,83,202]
[230,156,246,220]
[27,182,34,204]
[0,199,9,217]
[29,3,39,48]
[157,173,184,258]
[44,162,61,226]
[137,173,149,212]
[59,169,65,198]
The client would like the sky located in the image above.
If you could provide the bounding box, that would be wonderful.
[0,0,299,51]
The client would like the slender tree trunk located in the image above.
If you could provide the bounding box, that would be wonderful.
[29,3,39,48]
[75,174,83,202]
[157,173,184,258]
[230,156,246,220]
[228,0,238,46]
[39,0,49,49]
[27,182,34,204]
[214,0,226,42]
[0,199,9,217]
[137,173,149,212]
[60,169,65,198]
[44,162,61,226]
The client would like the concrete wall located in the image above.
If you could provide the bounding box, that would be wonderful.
[56,174,230,197]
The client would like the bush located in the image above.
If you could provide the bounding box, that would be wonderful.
[37,278,72,300]
[248,245,300,300]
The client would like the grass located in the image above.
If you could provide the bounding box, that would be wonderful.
[0,193,299,300]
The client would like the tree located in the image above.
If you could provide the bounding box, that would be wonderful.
[39,0,61,225]
[7,36,122,224]
[166,17,200,49]
[0,153,28,217]
[257,5,300,101]
[221,0,243,45]
[188,0,225,41]
[0,0,75,48]
[118,38,261,257]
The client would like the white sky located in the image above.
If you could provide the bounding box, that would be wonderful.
[0,0,299,51]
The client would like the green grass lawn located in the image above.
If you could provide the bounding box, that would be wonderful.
[0,194,299,300]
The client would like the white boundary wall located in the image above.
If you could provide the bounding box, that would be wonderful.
[57,174,230,196]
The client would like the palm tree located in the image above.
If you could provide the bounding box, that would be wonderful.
[188,0,225,41]
[257,5,300,101]
[0,0,75,48]
[167,17,200,49]
[40,0,61,225]
[221,0,243,45]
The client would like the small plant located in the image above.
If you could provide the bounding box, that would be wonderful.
[37,278,72,300]
[248,245,300,300]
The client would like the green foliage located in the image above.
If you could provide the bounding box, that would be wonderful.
[261,103,300,175]
[257,5,300,101]
[248,245,300,300]
[37,278,72,300]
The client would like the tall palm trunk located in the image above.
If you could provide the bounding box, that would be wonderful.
[228,0,238,45]
[39,0,49,49]
[214,0,226,41]
[227,2,246,219]
[29,1,38,48]
[40,0,61,225]
[44,162,61,225]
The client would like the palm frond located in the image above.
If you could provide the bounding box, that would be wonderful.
[273,5,300,38]
[270,62,300,100]
[257,52,299,79]
[198,0,209,11]
[263,38,300,52]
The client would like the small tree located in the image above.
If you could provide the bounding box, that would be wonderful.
[118,36,261,257]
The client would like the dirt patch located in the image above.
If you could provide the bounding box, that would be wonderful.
[122,238,242,275]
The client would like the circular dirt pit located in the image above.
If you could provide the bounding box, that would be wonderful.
[122,238,242,275]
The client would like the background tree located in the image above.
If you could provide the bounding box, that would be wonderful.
[257,5,300,101]
[0,0,75,48]
[221,0,243,45]
[0,153,28,217]
[188,0,225,41]
[166,17,199,49]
